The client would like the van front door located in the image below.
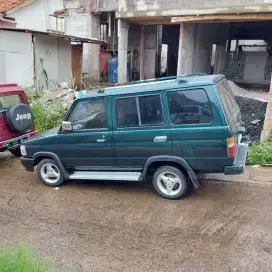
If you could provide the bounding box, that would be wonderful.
[58,97,114,170]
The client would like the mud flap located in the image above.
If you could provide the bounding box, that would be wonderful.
[188,169,200,189]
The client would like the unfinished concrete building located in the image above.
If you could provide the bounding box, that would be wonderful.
[87,0,272,140]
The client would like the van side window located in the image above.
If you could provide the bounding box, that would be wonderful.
[167,89,213,124]
[116,94,164,127]
[139,95,164,125]
[67,99,106,130]
[116,97,139,127]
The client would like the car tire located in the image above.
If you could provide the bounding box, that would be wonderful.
[152,166,188,200]
[37,158,64,187]
[9,147,21,157]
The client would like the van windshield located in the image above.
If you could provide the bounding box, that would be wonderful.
[0,94,23,110]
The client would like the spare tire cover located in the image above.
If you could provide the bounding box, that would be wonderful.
[5,103,34,133]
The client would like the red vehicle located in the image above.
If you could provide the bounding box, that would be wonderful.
[0,83,37,156]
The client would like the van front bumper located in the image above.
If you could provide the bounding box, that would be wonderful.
[224,136,249,175]
[20,157,34,172]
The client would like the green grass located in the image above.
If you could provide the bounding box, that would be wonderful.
[247,139,272,165]
[0,245,50,272]
[31,102,66,133]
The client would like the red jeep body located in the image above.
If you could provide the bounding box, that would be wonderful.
[0,83,37,154]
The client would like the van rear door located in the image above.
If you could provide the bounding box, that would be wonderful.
[216,79,244,135]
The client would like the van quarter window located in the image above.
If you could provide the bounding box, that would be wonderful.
[167,89,213,125]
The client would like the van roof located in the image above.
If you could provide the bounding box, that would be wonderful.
[81,74,225,99]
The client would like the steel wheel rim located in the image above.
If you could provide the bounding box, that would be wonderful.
[40,163,60,184]
[157,171,182,196]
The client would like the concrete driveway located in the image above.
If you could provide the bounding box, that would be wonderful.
[1,152,272,272]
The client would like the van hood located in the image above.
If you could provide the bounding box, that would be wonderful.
[24,126,60,144]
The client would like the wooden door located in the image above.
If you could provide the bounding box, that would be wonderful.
[71,44,83,90]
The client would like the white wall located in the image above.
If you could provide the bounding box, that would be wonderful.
[243,52,269,85]
[7,0,96,79]
[0,30,34,87]
[65,9,88,38]
[58,39,72,83]
[35,35,71,90]
[8,0,64,32]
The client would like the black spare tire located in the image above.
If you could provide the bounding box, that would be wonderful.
[5,103,34,133]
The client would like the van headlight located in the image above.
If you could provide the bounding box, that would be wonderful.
[20,145,27,156]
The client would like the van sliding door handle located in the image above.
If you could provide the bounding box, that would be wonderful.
[154,136,167,142]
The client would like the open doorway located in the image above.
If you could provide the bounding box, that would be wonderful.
[161,25,180,76]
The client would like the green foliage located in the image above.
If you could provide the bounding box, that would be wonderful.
[31,102,66,133]
[25,89,42,104]
[247,139,272,165]
[0,244,50,272]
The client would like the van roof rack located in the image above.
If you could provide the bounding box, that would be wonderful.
[128,73,207,85]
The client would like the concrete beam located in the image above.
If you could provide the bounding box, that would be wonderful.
[116,4,272,19]
[118,19,129,84]
[171,13,272,23]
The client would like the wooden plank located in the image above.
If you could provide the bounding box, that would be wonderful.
[129,17,172,25]
[172,13,272,23]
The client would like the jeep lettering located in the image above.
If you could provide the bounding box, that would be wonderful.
[16,113,31,121]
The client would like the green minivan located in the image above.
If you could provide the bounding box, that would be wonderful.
[20,74,249,199]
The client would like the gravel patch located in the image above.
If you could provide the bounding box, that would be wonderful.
[235,96,267,142]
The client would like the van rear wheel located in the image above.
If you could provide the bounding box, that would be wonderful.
[152,166,188,200]
[37,158,64,187]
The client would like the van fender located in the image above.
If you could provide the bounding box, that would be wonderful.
[140,156,200,189]
[33,152,69,179]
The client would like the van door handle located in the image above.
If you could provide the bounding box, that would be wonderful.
[97,139,106,143]
[154,136,167,142]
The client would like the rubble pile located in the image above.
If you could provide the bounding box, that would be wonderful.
[37,88,76,109]
[235,96,267,142]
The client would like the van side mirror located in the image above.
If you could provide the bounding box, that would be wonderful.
[62,121,72,132]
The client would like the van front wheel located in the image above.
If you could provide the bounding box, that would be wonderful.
[152,166,188,200]
[37,158,64,187]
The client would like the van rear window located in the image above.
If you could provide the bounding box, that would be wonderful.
[217,80,239,123]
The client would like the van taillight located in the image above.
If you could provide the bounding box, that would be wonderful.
[227,136,236,157]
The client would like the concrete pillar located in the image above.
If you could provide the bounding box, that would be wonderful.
[144,25,157,79]
[140,27,144,80]
[118,19,129,84]
[87,14,100,81]
[261,77,272,141]
[177,23,197,75]
[214,44,227,74]
[193,24,215,74]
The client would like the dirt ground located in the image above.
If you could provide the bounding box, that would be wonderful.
[1,152,272,272]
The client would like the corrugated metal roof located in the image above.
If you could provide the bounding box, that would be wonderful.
[0,27,106,44]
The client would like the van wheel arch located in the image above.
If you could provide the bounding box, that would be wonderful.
[141,156,199,189]
[33,152,69,179]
